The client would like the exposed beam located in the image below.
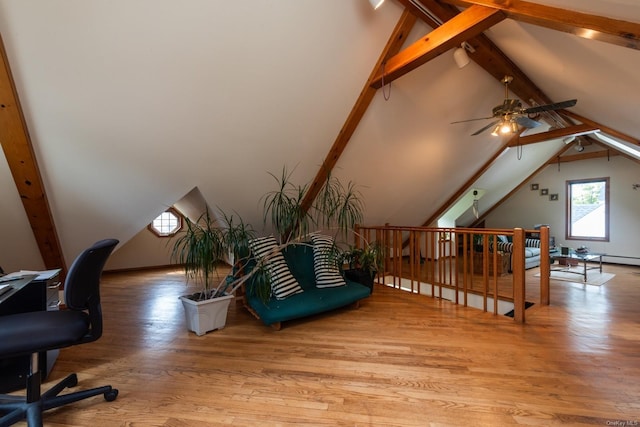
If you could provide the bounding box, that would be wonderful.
[560,110,640,146]
[0,35,66,272]
[547,149,619,165]
[370,5,505,88]
[590,134,640,165]
[396,0,635,230]
[400,0,573,126]
[438,0,640,50]
[509,124,599,147]
[391,0,575,231]
[300,10,418,213]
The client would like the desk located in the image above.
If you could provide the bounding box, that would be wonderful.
[0,275,38,307]
[549,252,604,282]
[0,270,61,392]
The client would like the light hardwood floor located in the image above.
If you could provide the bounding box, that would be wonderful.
[13,264,640,426]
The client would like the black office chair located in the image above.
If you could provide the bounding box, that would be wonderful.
[0,239,119,426]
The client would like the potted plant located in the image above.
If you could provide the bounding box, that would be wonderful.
[342,241,383,292]
[171,209,256,335]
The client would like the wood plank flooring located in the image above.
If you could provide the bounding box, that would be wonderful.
[10,264,640,426]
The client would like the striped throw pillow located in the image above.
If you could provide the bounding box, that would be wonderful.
[311,234,346,288]
[248,236,303,300]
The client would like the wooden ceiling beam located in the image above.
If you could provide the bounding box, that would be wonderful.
[437,0,640,50]
[300,10,418,213]
[370,5,505,88]
[389,0,638,231]
[509,123,599,147]
[0,35,66,272]
[547,149,619,165]
[398,0,572,125]
[560,110,640,146]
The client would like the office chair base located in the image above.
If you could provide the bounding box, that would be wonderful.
[0,372,118,427]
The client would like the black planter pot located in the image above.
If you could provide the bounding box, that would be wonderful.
[344,268,376,293]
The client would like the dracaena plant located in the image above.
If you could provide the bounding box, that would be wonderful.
[261,166,364,244]
[171,208,259,301]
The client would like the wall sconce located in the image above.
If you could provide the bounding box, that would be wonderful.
[633,183,640,190]
[369,0,384,9]
[472,190,479,219]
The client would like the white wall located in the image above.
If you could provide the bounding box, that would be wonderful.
[485,155,640,265]
[104,226,177,271]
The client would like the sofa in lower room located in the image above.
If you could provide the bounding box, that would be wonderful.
[495,238,558,271]
[241,237,372,330]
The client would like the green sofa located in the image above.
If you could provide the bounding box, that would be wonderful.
[243,244,372,330]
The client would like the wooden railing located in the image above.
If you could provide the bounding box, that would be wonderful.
[353,225,551,323]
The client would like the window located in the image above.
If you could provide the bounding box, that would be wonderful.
[148,209,182,237]
[566,178,609,241]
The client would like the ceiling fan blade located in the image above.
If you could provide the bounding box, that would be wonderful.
[523,99,577,114]
[471,120,500,136]
[515,116,542,128]
[450,116,495,124]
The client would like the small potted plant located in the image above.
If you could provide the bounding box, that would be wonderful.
[342,241,383,292]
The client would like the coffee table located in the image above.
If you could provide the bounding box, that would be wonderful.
[549,251,604,282]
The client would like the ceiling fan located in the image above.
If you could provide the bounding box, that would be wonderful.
[451,76,577,136]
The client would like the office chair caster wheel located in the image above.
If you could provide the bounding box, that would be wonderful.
[68,373,78,387]
[104,389,118,402]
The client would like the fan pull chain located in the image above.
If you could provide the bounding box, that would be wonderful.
[517,140,523,160]
[381,61,391,101]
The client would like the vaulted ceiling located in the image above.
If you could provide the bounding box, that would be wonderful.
[1,0,639,272]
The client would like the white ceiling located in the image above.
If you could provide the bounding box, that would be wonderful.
[0,0,639,266]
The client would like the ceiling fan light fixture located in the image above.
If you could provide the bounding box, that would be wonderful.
[451,75,577,136]
[500,121,513,134]
[369,0,385,9]
[453,44,470,69]
[491,124,501,136]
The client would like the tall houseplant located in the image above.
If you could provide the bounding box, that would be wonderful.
[171,209,256,335]
[250,166,366,295]
[261,166,364,245]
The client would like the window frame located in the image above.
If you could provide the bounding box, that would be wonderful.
[148,208,183,238]
[565,177,610,242]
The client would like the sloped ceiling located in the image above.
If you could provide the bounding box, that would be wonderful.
[0,0,639,269]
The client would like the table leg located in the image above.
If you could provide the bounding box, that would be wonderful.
[583,259,587,282]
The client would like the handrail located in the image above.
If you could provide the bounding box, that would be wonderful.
[354,225,551,323]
